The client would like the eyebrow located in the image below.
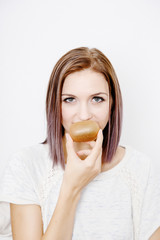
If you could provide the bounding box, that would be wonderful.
[61,92,109,97]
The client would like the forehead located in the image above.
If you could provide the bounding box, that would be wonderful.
[62,69,109,93]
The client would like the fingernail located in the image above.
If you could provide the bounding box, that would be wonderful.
[99,129,102,134]
[65,133,69,141]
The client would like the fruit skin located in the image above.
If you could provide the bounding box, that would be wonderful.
[69,120,100,142]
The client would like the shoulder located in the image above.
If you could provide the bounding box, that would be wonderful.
[9,143,50,169]
[2,143,52,190]
[0,143,52,204]
[124,145,151,171]
[11,143,49,160]
[120,145,154,189]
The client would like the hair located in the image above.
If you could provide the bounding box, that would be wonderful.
[42,47,123,170]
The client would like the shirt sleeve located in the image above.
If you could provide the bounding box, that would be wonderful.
[139,160,160,240]
[0,152,40,205]
[0,148,43,238]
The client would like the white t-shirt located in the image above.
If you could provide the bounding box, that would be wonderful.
[0,143,160,240]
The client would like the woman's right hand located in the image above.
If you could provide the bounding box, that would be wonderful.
[62,129,103,195]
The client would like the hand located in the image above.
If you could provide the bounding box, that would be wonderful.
[76,140,96,160]
[63,129,103,194]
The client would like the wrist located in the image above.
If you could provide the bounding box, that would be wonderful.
[60,179,81,203]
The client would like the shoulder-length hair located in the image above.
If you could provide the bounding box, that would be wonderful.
[42,47,123,170]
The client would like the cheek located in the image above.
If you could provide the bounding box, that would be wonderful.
[61,104,74,128]
[97,112,109,129]
[95,103,110,129]
[61,108,68,124]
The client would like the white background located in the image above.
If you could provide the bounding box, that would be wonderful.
[0,0,160,177]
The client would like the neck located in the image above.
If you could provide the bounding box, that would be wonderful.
[62,136,125,172]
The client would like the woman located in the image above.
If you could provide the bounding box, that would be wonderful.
[0,47,160,240]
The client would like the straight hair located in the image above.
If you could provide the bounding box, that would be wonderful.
[42,47,123,170]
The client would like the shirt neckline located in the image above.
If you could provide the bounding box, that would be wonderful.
[41,143,133,178]
[93,145,132,180]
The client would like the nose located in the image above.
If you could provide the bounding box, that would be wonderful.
[78,102,92,121]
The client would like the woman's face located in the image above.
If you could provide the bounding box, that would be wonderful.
[61,68,110,134]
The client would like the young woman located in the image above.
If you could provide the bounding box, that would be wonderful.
[0,47,160,240]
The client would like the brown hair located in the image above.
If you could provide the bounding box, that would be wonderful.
[43,47,123,170]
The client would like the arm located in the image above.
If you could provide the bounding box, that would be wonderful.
[10,204,43,240]
[149,227,160,240]
[11,183,80,240]
[10,130,103,240]
[42,181,81,240]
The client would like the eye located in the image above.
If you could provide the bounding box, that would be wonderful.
[63,97,75,103]
[92,96,104,103]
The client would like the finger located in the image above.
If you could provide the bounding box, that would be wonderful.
[76,149,91,157]
[85,141,96,149]
[94,148,102,169]
[86,129,103,163]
